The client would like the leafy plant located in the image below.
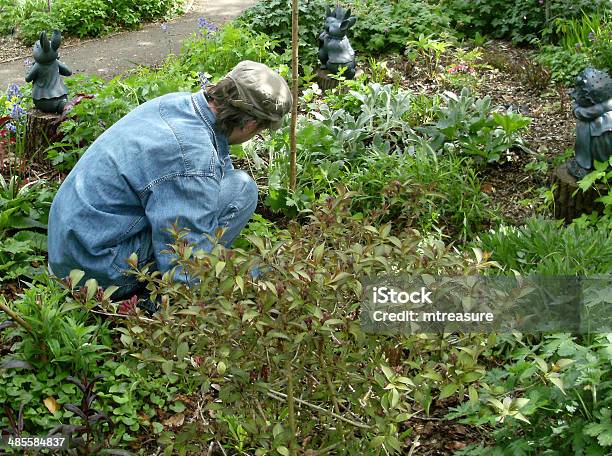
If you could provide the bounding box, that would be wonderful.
[572,157,612,229]
[351,0,453,53]
[405,33,455,77]
[441,0,608,45]
[106,190,495,453]
[19,11,65,45]
[17,0,184,43]
[535,44,591,86]
[477,217,612,275]
[179,23,284,80]
[48,375,115,455]
[0,0,21,36]
[450,333,612,455]
[0,175,56,282]
[546,8,610,52]
[53,0,110,37]
[417,88,531,164]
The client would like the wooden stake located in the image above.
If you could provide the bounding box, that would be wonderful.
[289,0,299,191]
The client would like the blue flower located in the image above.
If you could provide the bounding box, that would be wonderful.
[197,17,217,33]
[10,103,25,120]
[6,122,16,132]
[23,58,33,67]
[160,22,168,32]
[6,83,22,99]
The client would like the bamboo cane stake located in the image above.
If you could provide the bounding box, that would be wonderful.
[289,0,299,191]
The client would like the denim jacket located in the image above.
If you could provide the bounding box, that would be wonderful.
[48,90,233,289]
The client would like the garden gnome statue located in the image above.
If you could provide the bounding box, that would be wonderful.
[567,67,612,179]
[318,5,357,79]
[25,30,72,113]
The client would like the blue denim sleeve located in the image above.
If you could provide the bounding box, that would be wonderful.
[145,175,220,284]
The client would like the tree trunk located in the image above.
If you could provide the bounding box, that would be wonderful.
[552,162,606,223]
[25,109,62,160]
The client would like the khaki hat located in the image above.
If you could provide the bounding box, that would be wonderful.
[226,60,292,130]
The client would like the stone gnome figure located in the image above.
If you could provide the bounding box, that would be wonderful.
[25,30,72,113]
[567,67,612,179]
[318,5,357,79]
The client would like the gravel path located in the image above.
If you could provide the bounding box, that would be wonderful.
[0,0,257,90]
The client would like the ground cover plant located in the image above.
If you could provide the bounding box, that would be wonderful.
[0,1,611,454]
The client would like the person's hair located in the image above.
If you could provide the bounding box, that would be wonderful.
[205,78,272,136]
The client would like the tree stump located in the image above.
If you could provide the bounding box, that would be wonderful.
[25,109,62,159]
[551,162,607,223]
[316,68,363,92]
[316,69,341,91]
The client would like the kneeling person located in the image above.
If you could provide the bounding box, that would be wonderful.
[48,61,291,298]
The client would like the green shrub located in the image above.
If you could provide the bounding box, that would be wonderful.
[534,9,612,83]
[351,0,452,53]
[110,191,493,452]
[236,0,327,68]
[179,23,285,78]
[417,87,531,164]
[535,44,591,85]
[134,0,184,22]
[441,0,609,44]
[0,278,183,446]
[17,0,183,42]
[589,23,612,73]
[53,0,109,37]
[0,0,21,36]
[21,0,47,20]
[346,147,495,240]
[105,0,141,30]
[252,82,508,239]
[0,175,56,282]
[19,11,65,45]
